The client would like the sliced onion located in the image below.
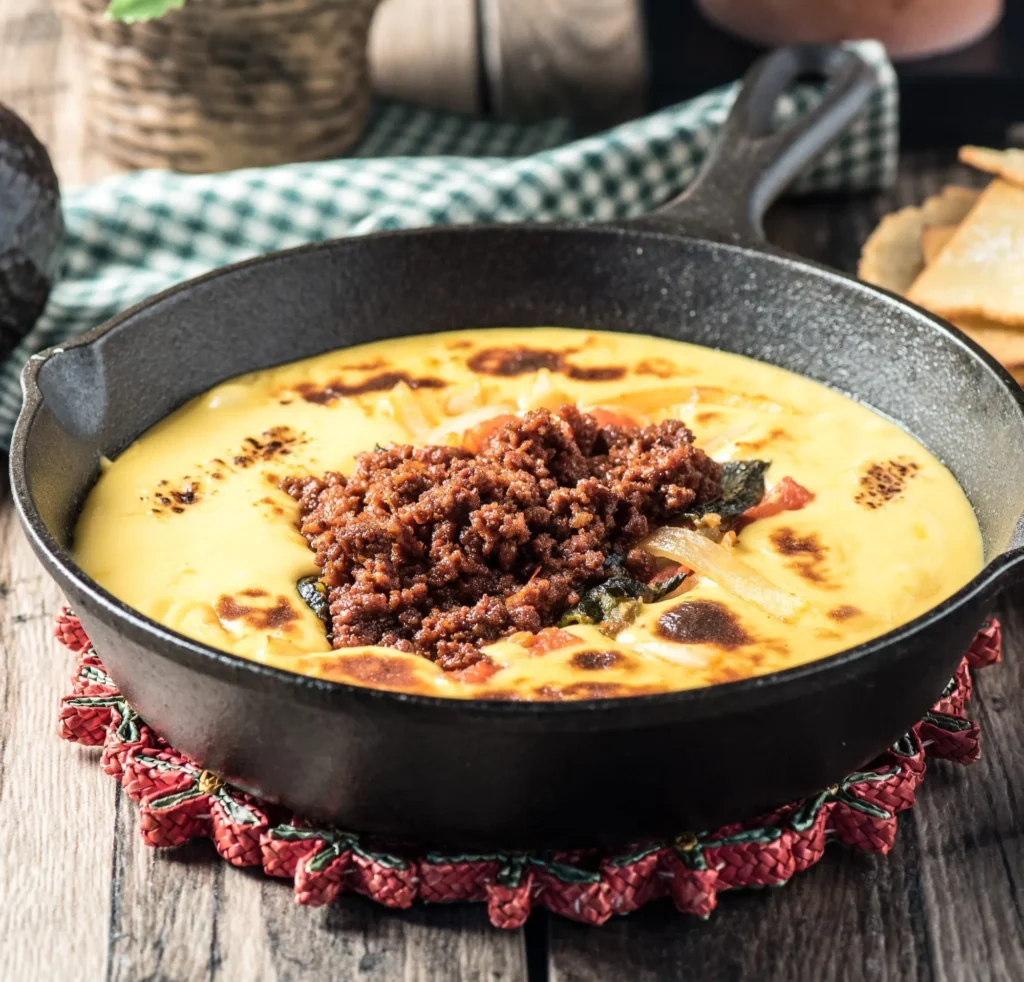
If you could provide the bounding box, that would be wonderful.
[424,404,516,447]
[601,384,796,416]
[382,380,436,439]
[517,368,573,412]
[640,526,807,622]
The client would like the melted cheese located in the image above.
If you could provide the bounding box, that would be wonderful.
[72,328,983,699]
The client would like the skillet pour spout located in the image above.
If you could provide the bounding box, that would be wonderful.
[11,46,1024,848]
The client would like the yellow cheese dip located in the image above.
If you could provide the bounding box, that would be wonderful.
[72,328,983,699]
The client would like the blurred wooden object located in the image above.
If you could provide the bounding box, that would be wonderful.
[63,0,384,173]
[1,0,646,185]
[0,0,113,185]
[480,0,646,126]
[371,0,646,126]
[369,0,481,114]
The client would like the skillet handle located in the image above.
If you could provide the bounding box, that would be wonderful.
[628,45,878,247]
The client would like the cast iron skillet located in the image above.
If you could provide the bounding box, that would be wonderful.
[12,46,1024,849]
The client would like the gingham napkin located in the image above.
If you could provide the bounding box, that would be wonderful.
[0,41,897,449]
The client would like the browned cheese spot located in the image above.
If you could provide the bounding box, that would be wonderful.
[172,483,200,506]
[828,605,861,622]
[239,587,269,598]
[150,480,202,513]
[657,599,753,648]
[466,346,625,382]
[475,689,523,701]
[769,527,836,588]
[296,372,447,405]
[695,411,721,426]
[331,654,420,689]
[736,427,791,453]
[446,339,473,350]
[340,357,386,371]
[708,666,745,683]
[571,649,627,671]
[855,457,921,509]
[568,365,626,382]
[634,357,677,378]
[232,426,304,468]
[215,595,300,631]
[533,681,634,700]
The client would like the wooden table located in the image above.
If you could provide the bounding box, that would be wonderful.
[4,4,1024,980]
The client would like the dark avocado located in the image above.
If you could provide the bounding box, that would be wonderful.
[0,103,63,363]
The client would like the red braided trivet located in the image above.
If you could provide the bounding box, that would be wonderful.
[54,608,1002,928]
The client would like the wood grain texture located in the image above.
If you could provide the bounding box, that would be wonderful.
[105,809,527,981]
[480,0,646,126]
[369,0,480,114]
[0,0,119,186]
[0,485,117,981]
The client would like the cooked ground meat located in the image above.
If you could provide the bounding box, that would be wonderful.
[283,406,721,671]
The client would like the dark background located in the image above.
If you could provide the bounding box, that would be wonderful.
[644,0,1024,148]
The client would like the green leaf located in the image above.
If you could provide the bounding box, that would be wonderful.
[147,785,204,811]
[687,459,770,520]
[212,788,262,827]
[559,575,647,629]
[297,576,333,640]
[559,563,688,632]
[107,0,185,23]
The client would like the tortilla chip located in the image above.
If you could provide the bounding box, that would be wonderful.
[858,186,980,295]
[906,179,1024,325]
[953,314,1024,379]
[960,145,1024,188]
[921,224,957,265]
[858,206,926,294]
[920,185,980,226]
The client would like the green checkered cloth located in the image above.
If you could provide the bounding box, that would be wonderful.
[0,41,897,449]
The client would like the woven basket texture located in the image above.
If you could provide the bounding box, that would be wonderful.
[62,0,382,173]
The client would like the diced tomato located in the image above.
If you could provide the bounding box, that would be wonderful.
[526,627,578,654]
[649,562,689,584]
[462,414,517,453]
[452,660,500,683]
[589,407,638,429]
[742,476,815,522]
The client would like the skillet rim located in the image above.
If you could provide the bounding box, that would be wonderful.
[11,220,1024,718]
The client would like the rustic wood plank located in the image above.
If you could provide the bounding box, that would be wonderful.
[106,789,530,981]
[0,0,118,187]
[479,0,646,126]
[369,0,480,115]
[0,498,118,981]
[548,838,933,982]
[0,2,120,976]
[912,593,1024,981]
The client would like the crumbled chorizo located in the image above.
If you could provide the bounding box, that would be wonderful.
[283,406,721,671]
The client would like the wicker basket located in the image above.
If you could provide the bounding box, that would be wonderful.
[62,0,383,173]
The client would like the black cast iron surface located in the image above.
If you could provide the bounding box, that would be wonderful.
[11,47,1024,848]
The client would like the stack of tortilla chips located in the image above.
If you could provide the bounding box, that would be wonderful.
[859,147,1024,383]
